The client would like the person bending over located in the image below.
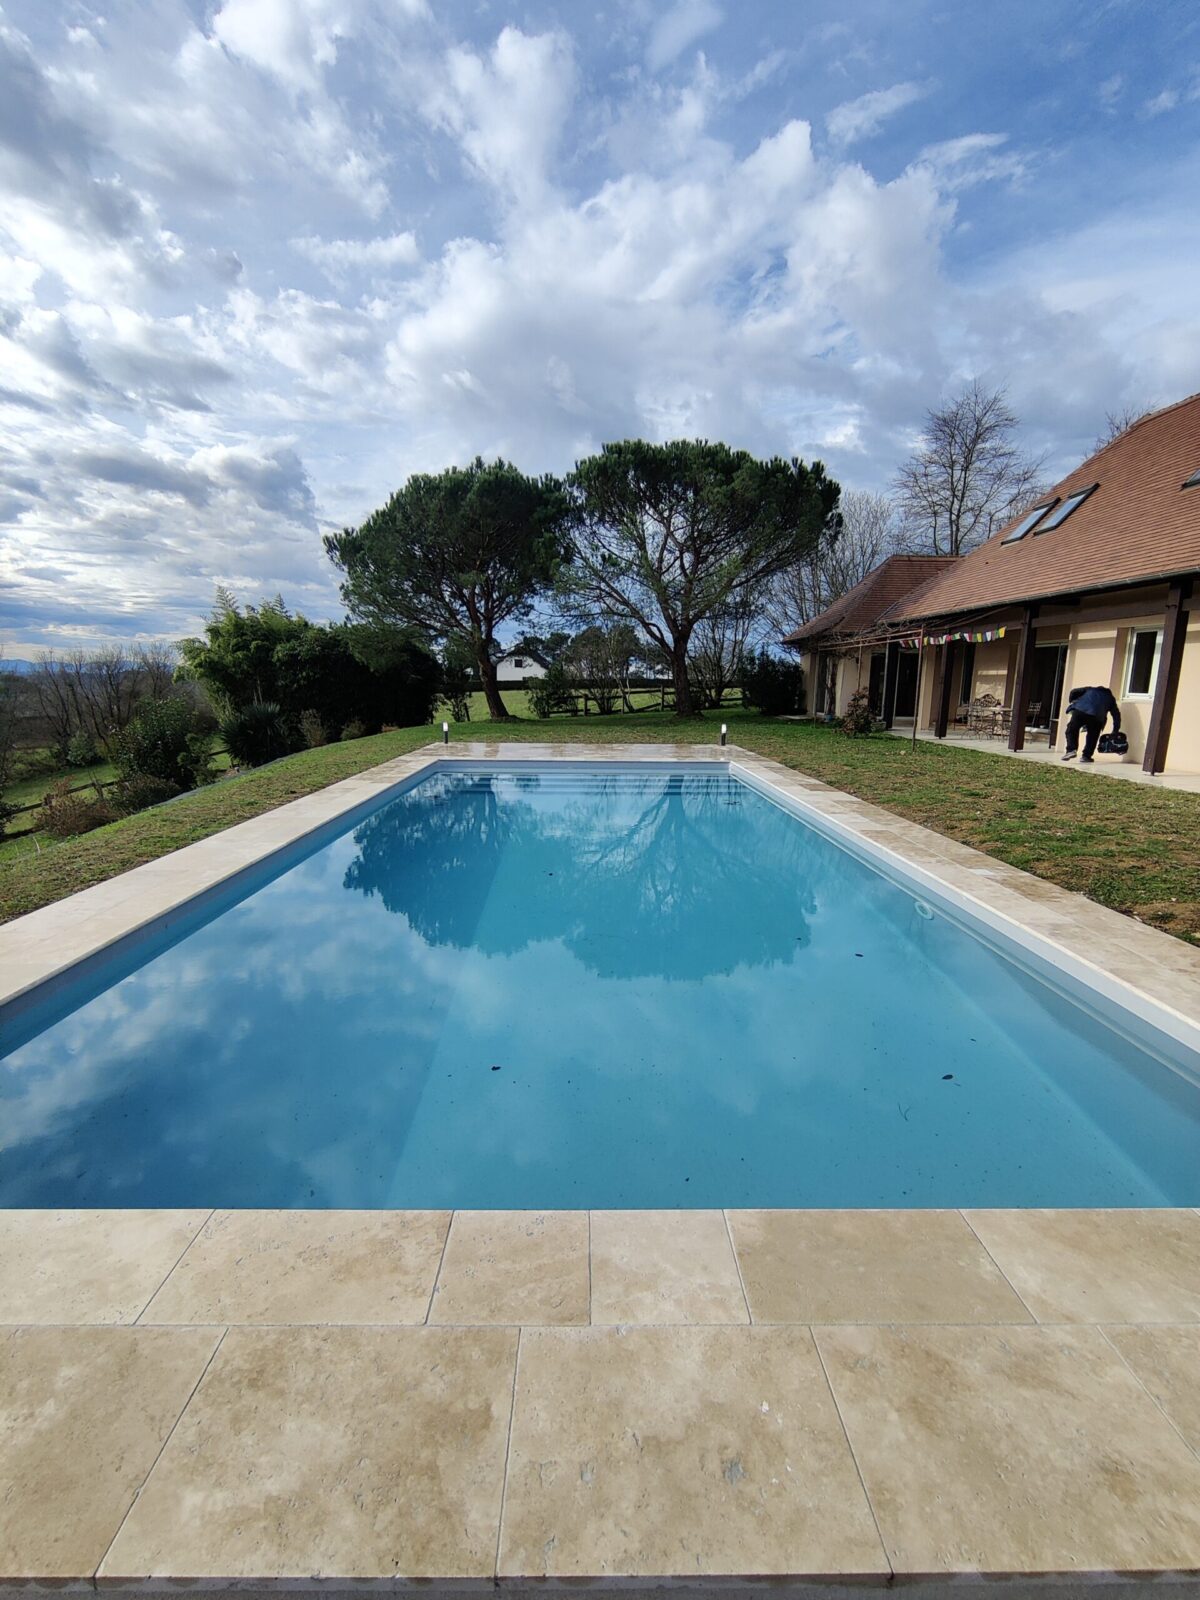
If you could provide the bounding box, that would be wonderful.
[1062,685,1121,764]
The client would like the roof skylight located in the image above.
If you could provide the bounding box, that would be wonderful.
[1034,483,1098,532]
[1001,501,1057,543]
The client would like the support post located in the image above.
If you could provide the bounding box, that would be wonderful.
[910,628,926,751]
[882,641,901,729]
[934,640,957,740]
[1008,605,1039,751]
[1143,578,1192,774]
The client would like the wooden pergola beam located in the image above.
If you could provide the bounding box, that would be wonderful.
[933,640,957,739]
[1008,604,1039,752]
[1143,578,1193,775]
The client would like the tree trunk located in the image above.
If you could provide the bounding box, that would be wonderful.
[478,653,510,721]
[671,638,698,718]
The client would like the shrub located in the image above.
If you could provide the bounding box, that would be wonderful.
[113,697,212,791]
[220,702,297,768]
[36,778,118,839]
[527,662,576,719]
[298,708,329,748]
[840,687,875,736]
[741,650,805,717]
[112,773,181,816]
[180,594,439,733]
[65,731,100,768]
[340,717,367,741]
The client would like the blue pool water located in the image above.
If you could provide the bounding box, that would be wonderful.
[2,765,1198,1208]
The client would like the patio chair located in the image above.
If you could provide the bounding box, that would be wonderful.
[967,694,999,735]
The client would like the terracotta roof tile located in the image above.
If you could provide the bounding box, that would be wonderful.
[892,392,1200,621]
[783,555,958,643]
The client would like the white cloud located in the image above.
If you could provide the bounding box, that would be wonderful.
[1145,88,1180,116]
[646,0,723,72]
[1,7,1198,656]
[211,0,358,93]
[911,132,1027,191]
[826,81,928,146]
[293,231,420,280]
[426,27,577,209]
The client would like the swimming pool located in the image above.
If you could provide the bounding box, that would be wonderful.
[3,761,1198,1208]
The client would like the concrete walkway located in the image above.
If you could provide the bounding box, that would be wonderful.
[891,727,1200,792]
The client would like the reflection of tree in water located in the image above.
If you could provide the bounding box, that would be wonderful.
[343,772,818,981]
[343,774,527,947]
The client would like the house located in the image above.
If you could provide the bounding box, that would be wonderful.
[495,648,549,685]
[784,392,1200,775]
[782,555,958,720]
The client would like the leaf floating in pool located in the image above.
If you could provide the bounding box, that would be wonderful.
[490,1064,501,1072]
[942,1073,953,1081]
[855,952,864,958]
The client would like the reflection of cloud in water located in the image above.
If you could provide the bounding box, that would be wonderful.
[3,769,1198,1209]
[343,772,820,979]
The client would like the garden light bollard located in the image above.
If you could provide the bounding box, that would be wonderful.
[442,721,449,745]
[720,723,727,747]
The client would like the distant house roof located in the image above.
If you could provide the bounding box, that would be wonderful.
[891,391,1200,622]
[782,555,958,646]
[498,646,549,667]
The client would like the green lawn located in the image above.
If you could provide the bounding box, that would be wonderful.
[2,708,1198,944]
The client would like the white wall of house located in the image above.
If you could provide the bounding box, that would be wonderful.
[495,652,548,685]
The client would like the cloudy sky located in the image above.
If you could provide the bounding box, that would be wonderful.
[1,0,1198,655]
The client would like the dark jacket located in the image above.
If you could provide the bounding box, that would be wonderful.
[1067,686,1121,732]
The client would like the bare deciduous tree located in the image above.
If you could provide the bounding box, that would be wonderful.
[688,599,757,710]
[132,641,180,701]
[565,623,640,714]
[765,489,900,635]
[1093,404,1153,453]
[893,381,1046,557]
[31,652,85,759]
[72,647,138,744]
[31,645,167,756]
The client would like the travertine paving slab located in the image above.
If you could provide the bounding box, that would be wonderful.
[590,1210,748,1324]
[100,1325,517,1581]
[0,1325,220,1578]
[817,1324,1200,1574]
[728,1209,1031,1324]
[966,1209,1200,1323]
[429,1210,588,1325]
[499,1324,888,1579]
[0,1209,209,1323]
[1106,1326,1200,1452]
[141,1209,450,1324]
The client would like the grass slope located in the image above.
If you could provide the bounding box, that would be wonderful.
[2,708,1198,943]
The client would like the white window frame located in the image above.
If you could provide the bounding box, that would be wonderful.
[1123,627,1163,701]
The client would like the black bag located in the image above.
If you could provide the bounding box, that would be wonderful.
[1098,731,1129,755]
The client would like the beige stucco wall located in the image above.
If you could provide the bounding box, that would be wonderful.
[1168,619,1200,771]
[834,651,875,716]
[965,638,1013,704]
[1060,613,1181,767]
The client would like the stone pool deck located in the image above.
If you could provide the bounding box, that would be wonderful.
[5,1206,1200,1590]
[3,743,1200,1594]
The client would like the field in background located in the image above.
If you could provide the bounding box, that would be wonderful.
[1,742,233,865]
